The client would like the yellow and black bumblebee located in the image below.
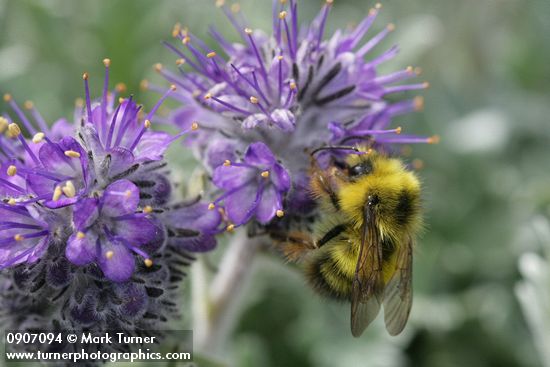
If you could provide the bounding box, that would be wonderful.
[279,146,422,337]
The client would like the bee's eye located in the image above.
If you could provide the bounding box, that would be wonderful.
[349,162,372,177]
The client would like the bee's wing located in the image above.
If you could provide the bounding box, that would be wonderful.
[350,204,383,337]
[383,236,413,336]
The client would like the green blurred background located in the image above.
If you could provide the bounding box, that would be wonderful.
[1,0,550,366]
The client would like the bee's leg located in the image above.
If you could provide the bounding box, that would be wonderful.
[271,231,317,262]
[310,169,342,211]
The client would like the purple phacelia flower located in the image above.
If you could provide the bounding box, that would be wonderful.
[211,142,290,226]
[66,179,163,282]
[157,0,436,229]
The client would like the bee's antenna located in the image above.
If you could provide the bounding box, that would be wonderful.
[310,145,363,157]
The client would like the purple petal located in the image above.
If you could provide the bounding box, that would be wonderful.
[133,131,173,161]
[73,198,100,230]
[97,238,135,282]
[206,139,237,169]
[225,183,259,225]
[271,163,291,191]
[212,165,255,190]
[65,231,97,266]
[38,138,85,177]
[113,216,162,246]
[106,147,135,177]
[256,185,280,224]
[101,180,139,217]
[244,142,276,168]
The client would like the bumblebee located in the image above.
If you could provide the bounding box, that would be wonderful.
[280,147,422,337]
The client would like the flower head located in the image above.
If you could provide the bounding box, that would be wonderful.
[159,0,436,228]
[0,60,221,281]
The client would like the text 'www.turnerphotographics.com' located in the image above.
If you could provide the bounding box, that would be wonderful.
[3,330,193,364]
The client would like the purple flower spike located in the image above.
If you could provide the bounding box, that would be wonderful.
[158,0,435,227]
[212,142,290,226]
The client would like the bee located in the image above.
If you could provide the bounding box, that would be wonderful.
[279,146,422,337]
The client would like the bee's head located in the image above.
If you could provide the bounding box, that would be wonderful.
[339,149,422,238]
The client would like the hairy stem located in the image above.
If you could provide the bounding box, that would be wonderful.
[193,229,261,356]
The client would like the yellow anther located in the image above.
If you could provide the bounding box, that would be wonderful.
[172,22,182,37]
[231,3,240,13]
[24,101,34,110]
[144,119,152,129]
[82,72,89,80]
[226,224,235,232]
[14,234,24,242]
[428,135,440,144]
[7,198,16,206]
[413,96,424,111]
[249,96,259,104]
[3,93,12,102]
[215,0,225,7]
[140,79,149,91]
[7,165,17,177]
[375,3,382,9]
[0,117,8,133]
[103,58,111,67]
[182,36,191,44]
[204,93,212,100]
[387,23,396,31]
[244,28,253,35]
[276,210,285,218]
[170,84,177,91]
[52,186,62,201]
[118,97,125,104]
[176,58,186,65]
[289,82,297,90]
[64,150,81,158]
[326,0,334,4]
[260,170,270,178]
[75,98,84,108]
[279,11,287,19]
[32,132,45,144]
[144,258,153,267]
[125,190,133,198]
[406,66,414,74]
[395,126,402,134]
[62,180,76,198]
[105,251,114,260]
[191,122,199,130]
[143,205,153,214]
[208,203,216,210]
[423,81,430,88]
[115,82,127,93]
[154,63,163,72]
[280,0,287,3]
[206,52,217,58]
[8,123,21,137]
[278,55,284,61]
[77,231,86,239]
[223,160,231,166]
